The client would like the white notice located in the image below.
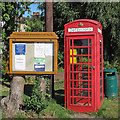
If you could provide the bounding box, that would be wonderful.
[34,43,45,58]
[44,43,53,56]
[68,27,93,32]
[15,55,25,70]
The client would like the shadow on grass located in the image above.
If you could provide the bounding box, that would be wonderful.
[0,81,10,88]
[24,84,34,97]
[54,89,65,107]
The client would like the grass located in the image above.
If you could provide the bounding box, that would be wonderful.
[88,97,118,118]
[98,98,118,118]
[1,77,119,118]
[39,99,71,118]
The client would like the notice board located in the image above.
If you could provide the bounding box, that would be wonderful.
[8,32,58,74]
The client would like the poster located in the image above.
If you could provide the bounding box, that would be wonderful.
[15,43,26,55]
[34,42,54,71]
[15,55,26,70]
[34,43,45,58]
[34,43,53,57]
[15,43,26,70]
[34,58,45,71]
[44,43,53,56]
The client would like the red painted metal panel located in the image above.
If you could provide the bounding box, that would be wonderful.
[64,19,103,113]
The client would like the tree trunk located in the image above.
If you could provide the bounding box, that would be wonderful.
[40,77,46,95]
[1,76,24,117]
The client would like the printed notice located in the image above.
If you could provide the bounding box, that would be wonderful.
[15,43,26,70]
[15,55,25,70]
[34,43,45,58]
[44,43,53,56]
[15,43,26,55]
[34,58,45,71]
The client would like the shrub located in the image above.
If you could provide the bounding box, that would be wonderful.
[24,76,50,113]
[104,60,120,74]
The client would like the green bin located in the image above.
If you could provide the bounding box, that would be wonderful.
[104,69,118,98]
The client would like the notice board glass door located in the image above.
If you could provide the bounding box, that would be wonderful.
[67,36,95,112]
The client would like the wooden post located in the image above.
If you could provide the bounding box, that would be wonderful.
[49,74,54,98]
[45,1,54,98]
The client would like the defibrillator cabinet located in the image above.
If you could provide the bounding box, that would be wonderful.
[64,19,103,113]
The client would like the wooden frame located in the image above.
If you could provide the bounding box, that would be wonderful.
[8,32,58,75]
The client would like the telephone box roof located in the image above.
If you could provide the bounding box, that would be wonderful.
[64,19,101,27]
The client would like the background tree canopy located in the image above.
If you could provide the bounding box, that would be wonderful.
[51,2,120,65]
[1,2,120,72]
[1,2,32,75]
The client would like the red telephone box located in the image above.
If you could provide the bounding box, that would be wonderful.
[64,19,103,113]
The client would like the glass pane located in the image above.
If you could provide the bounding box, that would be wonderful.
[70,65,72,71]
[89,73,92,80]
[71,98,72,104]
[89,65,92,72]
[70,39,72,46]
[89,39,91,46]
[71,81,72,88]
[100,79,102,86]
[100,87,102,94]
[74,64,88,72]
[100,56,102,62]
[100,72,102,78]
[89,81,92,88]
[89,56,92,63]
[82,90,88,97]
[74,39,88,46]
[70,49,77,55]
[100,40,102,47]
[74,89,81,96]
[73,73,90,80]
[74,81,88,88]
[71,89,73,96]
[70,56,91,63]
[74,73,79,80]
[74,98,89,106]
[100,96,102,101]
[89,48,91,54]
[75,48,88,55]
[100,64,102,70]
[71,73,72,79]
[82,73,88,80]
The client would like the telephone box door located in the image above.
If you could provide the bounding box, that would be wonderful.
[66,35,95,113]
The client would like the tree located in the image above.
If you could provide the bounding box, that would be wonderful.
[24,13,45,32]
[38,2,120,68]
[1,2,32,117]
[85,2,120,63]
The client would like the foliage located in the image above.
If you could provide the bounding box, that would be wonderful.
[38,2,120,67]
[1,2,32,77]
[0,55,7,76]
[23,76,50,113]
[58,50,64,68]
[24,14,45,32]
[89,97,118,118]
[85,2,120,63]
[104,60,120,73]
[39,99,70,118]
